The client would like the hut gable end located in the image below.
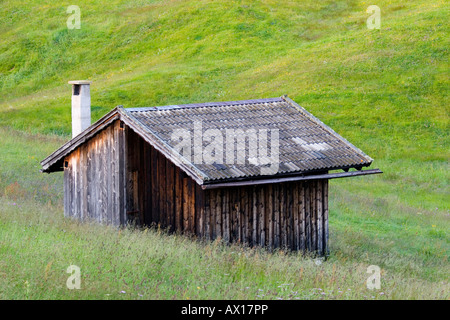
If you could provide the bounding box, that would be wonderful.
[41,95,381,253]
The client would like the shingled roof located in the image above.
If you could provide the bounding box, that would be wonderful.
[41,95,378,186]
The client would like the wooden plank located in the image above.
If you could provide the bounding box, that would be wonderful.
[107,127,114,224]
[125,130,132,224]
[209,190,216,239]
[63,159,69,217]
[63,157,71,217]
[208,189,215,240]
[138,136,145,225]
[252,186,258,247]
[222,189,230,242]
[161,155,168,228]
[70,152,76,219]
[287,182,294,250]
[267,184,273,249]
[323,179,329,256]
[293,182,299,250]
[244,187,251,245]
[112,126,118,224]
[102,128,109,223]
[144,138,152,226]
[280,183,286,249]
[75,148,81,221]
[195,183,203,237]
[166,160,175,231]
[299,182,305,252]
[89,139,96,221]
[258,186,265,247]
[305,181,311,252]
[231,188,237,243]
[189,178,196,234]
[158,151,166,227]
[238,188,244,244]
[140,135,145,225]
[131,174,139,225]
[79,145,86,221]
[240,187,246,244]
[118,123,126,225]
[238,188,243,243]
[317,179,323,255]
[101,130,109,224]
[310,181,316,252]
[92,138,99,221]
[151,145,159,225]
[126,131,136,224]
[73,152,78,219]
[113,125,119,223]
[99,130,109,224]
[68,155,74,218]
[122,126,127,224]
[111,122,118,225]
[204,189,211,240]
[235,188,241,243]
[175,167,183,232]
[201,169,383,189]
[182,177,189,232]
[215,189,222,240]
[230,188,238,242]
[273,184,280,248]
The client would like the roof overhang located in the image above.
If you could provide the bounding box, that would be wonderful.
[40,106,208,184]
[200,168,383,189]
[40,107,121,173]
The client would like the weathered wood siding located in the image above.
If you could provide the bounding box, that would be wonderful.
[201,180,329,254]
[124,128,201,232]
[64,120,126,224]
[64,123,329,254]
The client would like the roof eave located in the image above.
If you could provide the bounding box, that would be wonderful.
[40,107,122,173]
[118,109,207,185]
[40,106,208,185]
[201,168,383,189]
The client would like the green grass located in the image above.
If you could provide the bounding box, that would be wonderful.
[0,124,448,300]
[0,197,447,300]
[0,0,449,299]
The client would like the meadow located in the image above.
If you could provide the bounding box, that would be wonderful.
[0,0,448,299]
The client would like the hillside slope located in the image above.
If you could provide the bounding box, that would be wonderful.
[0,0,448,159]
[0,0,448,299]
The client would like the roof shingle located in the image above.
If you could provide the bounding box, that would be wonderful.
[124,96,372,182]
[41,95,373,185]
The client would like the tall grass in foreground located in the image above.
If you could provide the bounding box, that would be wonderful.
[0,0,448,299]
[0,196,448,300]
[0,126,448,300]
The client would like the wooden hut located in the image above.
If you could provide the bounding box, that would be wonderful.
[41,82,381,255]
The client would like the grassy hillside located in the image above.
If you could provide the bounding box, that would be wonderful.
[0,0,448,299]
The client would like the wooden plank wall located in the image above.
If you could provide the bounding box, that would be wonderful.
[64,124,329,254]
[124,128,201,233]
[202,180,329,254]
[64,120,126,225]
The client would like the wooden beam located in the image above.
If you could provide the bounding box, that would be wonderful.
[201,169,383,189]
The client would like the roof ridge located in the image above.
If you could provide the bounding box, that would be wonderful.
[125,97,284,112]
